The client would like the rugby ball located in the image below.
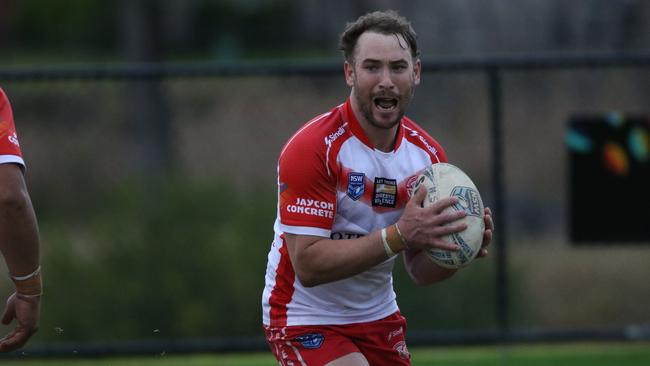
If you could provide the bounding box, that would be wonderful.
[413,163,485,269]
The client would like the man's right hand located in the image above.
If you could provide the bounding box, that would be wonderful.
[396,186,468,251]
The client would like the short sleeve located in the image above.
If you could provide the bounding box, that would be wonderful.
[277,133,337,238]
[0,89,25,167]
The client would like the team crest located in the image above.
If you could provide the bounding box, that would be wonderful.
[372,177,397,207]
[295,333,324,349]
[405,174,419,198]
[393,341,411,360]
[347,172,365,200]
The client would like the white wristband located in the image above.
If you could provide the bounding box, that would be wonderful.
[11,265,41,281]
[381,228,397,258]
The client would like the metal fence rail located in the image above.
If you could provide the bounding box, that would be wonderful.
[2,51,650,81]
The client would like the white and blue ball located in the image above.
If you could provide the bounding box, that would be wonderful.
[413,163,485,269]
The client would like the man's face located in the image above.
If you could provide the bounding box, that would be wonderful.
[345,31,421,131]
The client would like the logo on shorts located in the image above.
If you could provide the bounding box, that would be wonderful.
[372,177,397,207]
[295,333,324,349]
[347,172,365,200]
[388,326,404,341]
[393,341,410,360]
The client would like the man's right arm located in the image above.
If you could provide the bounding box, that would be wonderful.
[285,231,388,287]
[286,188,467,287]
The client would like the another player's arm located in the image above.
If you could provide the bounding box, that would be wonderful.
[0,164,40,278]
[0,163,41,353]
[286,188,467,287]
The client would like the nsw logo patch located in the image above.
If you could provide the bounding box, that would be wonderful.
[347,172,365,200]
[295,333,324,349]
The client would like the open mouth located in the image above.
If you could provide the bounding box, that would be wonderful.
[373,97,398,111]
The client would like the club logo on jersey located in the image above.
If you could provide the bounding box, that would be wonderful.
[405,174,419,198]
[295,333,324,349]
[347,172,365,200]
[372,177,397,207]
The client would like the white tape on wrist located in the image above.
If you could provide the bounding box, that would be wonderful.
[381,228,397,258]
[11,265,41,281]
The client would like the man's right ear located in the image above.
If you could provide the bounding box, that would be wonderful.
[344,61,355,87]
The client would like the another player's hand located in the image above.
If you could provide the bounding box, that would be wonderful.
[397,187,467,251]
[476,207,494,258]
[0,293,40,353]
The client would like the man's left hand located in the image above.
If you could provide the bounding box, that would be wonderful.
[477,207,493,258]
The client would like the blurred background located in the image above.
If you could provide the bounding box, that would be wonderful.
[0,0,649,355]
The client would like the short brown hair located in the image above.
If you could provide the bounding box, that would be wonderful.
[339,10,419,62]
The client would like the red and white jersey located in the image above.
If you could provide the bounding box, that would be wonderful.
[262,99,447,327]
[0,89,24,167]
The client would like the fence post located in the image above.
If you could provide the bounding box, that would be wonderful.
[487,67,509,341]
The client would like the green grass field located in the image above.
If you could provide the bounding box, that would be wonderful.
[2,342,649,365]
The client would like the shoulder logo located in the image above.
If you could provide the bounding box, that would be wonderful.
[8,133,19,147]
[404,125,438,156]
[0,121,18,146]
[324,125,346,146]
[347,172,365,200]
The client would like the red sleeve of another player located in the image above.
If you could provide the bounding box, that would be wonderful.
[0,89,24,161]
[278,135,337,235]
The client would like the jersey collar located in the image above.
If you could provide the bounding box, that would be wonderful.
[342,98,404,152]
